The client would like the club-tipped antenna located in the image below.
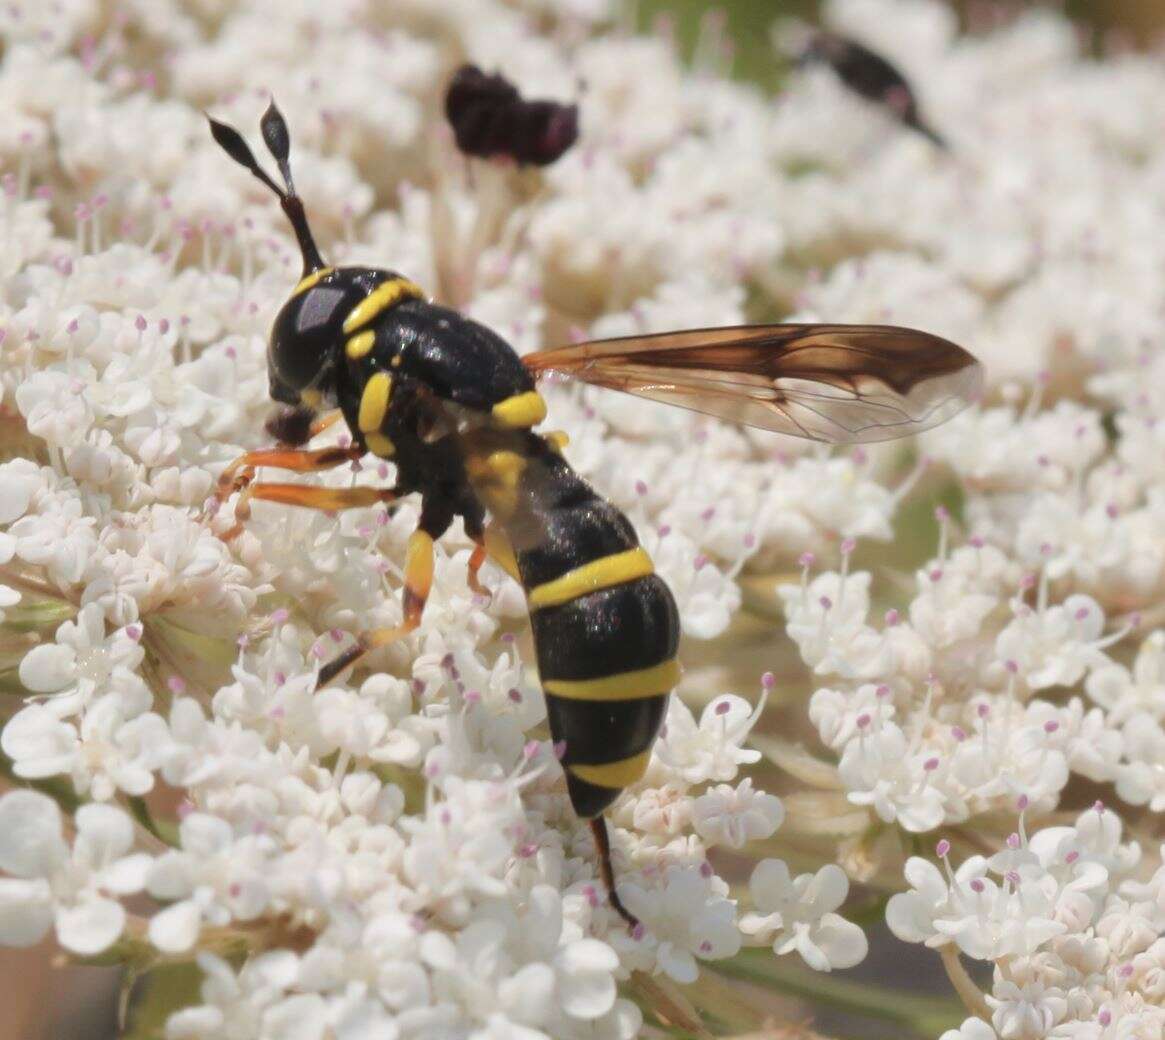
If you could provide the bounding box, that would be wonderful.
[207,114,285,199]
[261,101,295,194]
[206,103,325,277]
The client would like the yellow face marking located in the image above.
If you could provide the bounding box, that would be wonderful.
[491,391,548,429]
[358,372,393,433]
[365,432,395,457]
[483,524,521,582]
[299,388,323,409]
[544,659,680,702]
[292,266,333,296]
[342,278,425,334]
[346,330,376,360]
[527,547,654,610]
[569,749,652,789]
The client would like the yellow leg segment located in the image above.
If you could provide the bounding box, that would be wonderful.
[316,529,434,689]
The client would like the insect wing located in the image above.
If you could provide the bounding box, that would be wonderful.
[524,324,982,443]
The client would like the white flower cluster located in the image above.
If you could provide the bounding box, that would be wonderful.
[890,807,1165,1040]
[0,0,890,1036]
[6,0,1165,1034]
[761,1,1165,1035]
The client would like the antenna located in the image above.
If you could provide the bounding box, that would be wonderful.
[206,102,326,277]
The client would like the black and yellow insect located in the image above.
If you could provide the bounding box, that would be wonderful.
[208,104,982,926]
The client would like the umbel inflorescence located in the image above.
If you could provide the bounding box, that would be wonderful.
[1,1,1165,1038]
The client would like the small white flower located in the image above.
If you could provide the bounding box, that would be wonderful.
[654,692,764,785]
[940,1018,1000,1040]
[163,951,300,1040]
[741,860,867,971]
[147,813,271,954]
[987,979,1068,1040]
[995,595,1111,690]
[3,694,168,800]
[1086,630,1165,725]
[691,778,784,849]
[616,866,741,984]
[18,602,150,718]
[837,721,946,832]
[0,791,147,955]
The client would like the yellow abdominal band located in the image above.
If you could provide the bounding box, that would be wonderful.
[527,547,654,610]
[545,658,681,702]
[569,749,653,788]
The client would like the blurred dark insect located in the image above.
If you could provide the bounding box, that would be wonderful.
[803,31,947,149]
[444,63,579,166]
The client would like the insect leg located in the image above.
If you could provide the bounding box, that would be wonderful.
[462,504,492,599]
[315,519,439,690]
[211,444,365,539]
[218,481,400,542]
[308,409,343,438]
[216,443,362,502]
[589,816,639,929]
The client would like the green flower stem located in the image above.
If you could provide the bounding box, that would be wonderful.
[127,795,180,849]
[940,945,991,1021]
[714,949,965,1038]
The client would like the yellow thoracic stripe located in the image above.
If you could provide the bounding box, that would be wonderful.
[346,330,376,360]
[342,278,425,334]
[544,658,680,702]
[293,266,333,296]
[358,372,393,433]
[527,547,654,610]
[569,749,652,789]
[492,391,547,428]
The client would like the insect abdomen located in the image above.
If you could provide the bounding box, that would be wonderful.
[514,479,680,818]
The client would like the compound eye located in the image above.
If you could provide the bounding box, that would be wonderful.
[269,285,348,393]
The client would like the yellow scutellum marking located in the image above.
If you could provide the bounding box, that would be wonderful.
[483,525,521,581]
[544,659,680,702]
[491,391,547,429]
[299,388,323,409]
[292,266,333,296]
[545,430,569,454]
[365,432,395,457]
[342,278,425,334]
[569,749,652,789]
[358,373,393,433]
[346,330,376,360]
[527,547,654,610]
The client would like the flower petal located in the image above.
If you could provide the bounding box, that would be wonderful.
[0,790,67,878]
[0,878,53,946]
[55,897,126,955]
[149,900,202,954]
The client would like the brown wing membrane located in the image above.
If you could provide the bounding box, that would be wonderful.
[524,324,983,443]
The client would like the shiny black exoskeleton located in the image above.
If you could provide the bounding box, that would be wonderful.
[208,104,677,927]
